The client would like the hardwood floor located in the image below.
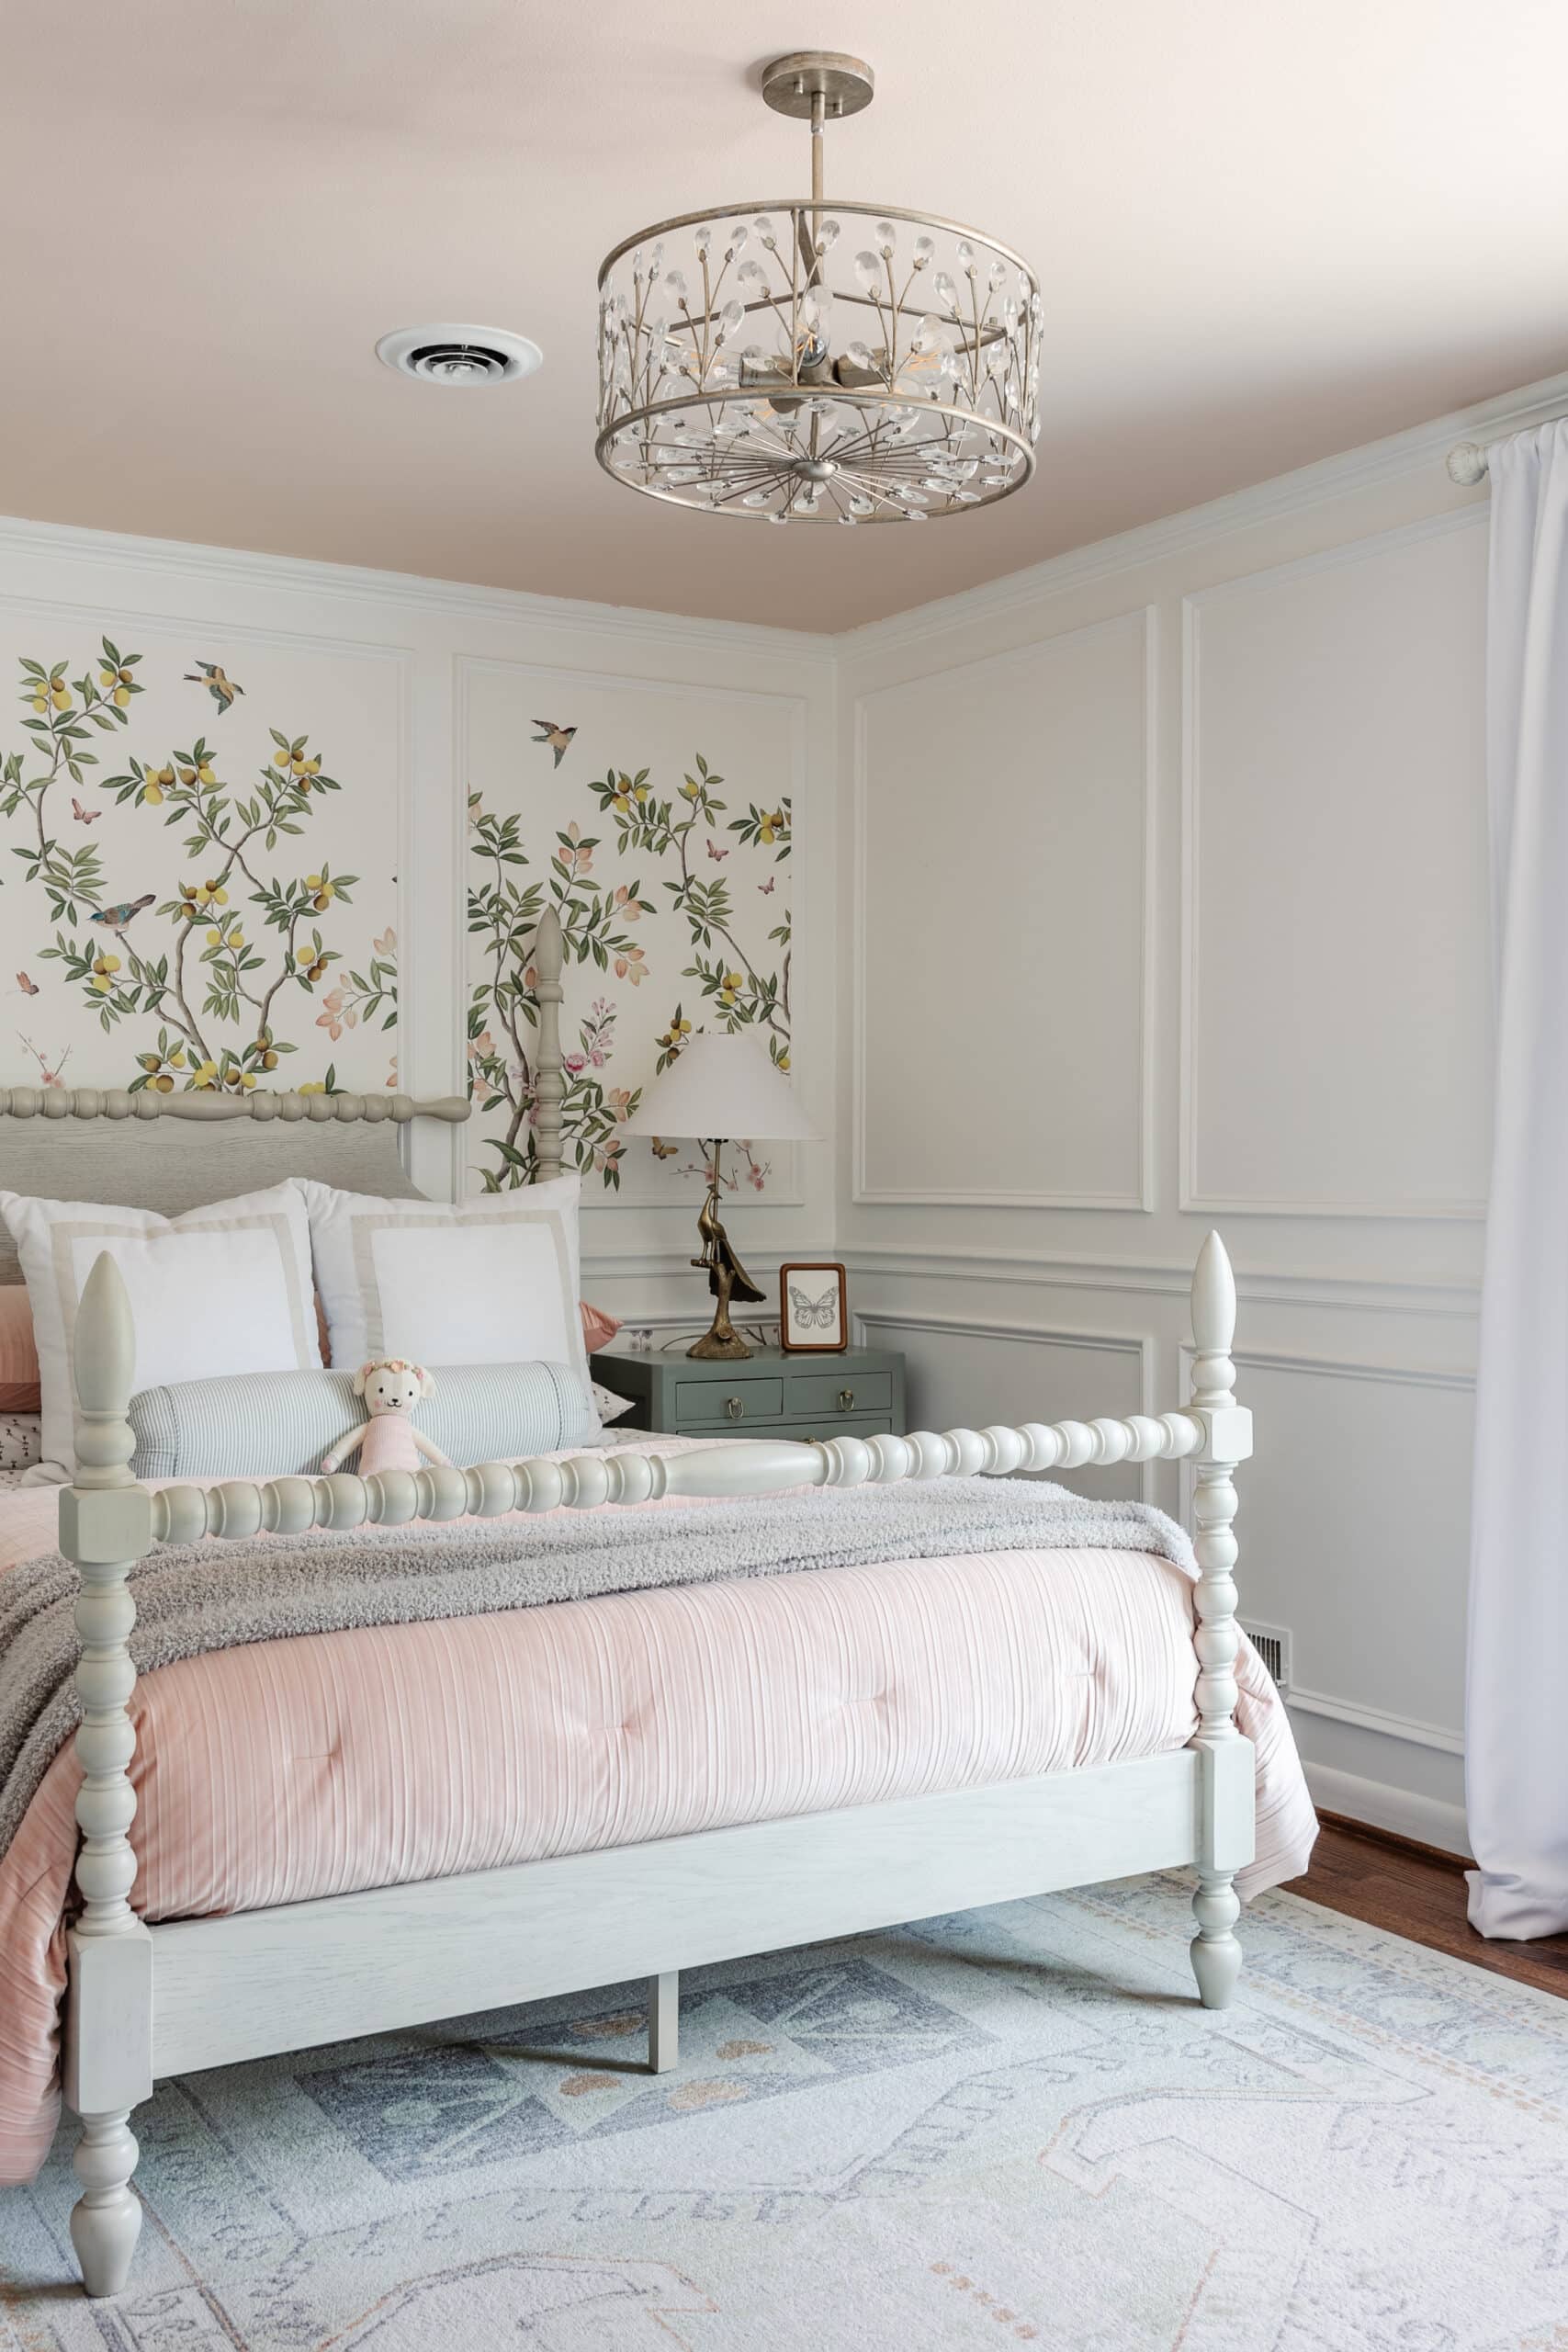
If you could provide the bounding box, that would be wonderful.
[1286,1813,1568,2000]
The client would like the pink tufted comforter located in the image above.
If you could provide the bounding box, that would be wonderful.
[0,1448,1315,2183]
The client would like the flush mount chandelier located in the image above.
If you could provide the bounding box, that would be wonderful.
[595,51,1041,526]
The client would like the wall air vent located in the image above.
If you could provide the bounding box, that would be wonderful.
[1240,1623,1292,1690]
[375,324,543,386]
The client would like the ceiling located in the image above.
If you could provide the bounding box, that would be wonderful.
[4,0,1565,633]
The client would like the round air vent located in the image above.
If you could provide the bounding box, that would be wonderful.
[376,323,543,386]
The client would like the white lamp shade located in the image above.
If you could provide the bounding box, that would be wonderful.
[621,1031,816,1142]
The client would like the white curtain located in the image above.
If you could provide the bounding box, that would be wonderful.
[1467,419,1568,1939]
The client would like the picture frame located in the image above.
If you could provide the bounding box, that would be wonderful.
[779,1261,849,1353]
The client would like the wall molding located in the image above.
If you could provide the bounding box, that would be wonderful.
[838,365,1568,664]
[0,513,838,668]
[1302,1761,1471,1860]
[841,1242,1481,1323]
[1179,505,1489,1223]
[1287,1685,1464,1757]
[851,606,1156,1212]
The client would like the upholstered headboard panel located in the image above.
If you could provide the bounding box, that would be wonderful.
[0,1092,462,1287]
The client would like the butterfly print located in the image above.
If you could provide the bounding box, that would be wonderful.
[757,876,776,894]
[649,1136,679,1159]
[789,1283,839,1330]
[705,839,728,861]
[71,797,101,825]
[16,972,39,995]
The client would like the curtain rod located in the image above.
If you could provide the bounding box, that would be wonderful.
[1447,416,1568,484]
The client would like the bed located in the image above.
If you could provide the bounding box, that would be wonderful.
[0,910,1313,2300]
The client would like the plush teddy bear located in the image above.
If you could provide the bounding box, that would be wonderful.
[321,1359,451,1477]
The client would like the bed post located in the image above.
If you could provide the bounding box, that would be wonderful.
[1187,1230,1254,2009]
[534,905,565,1182]
[59,1251,153,2298]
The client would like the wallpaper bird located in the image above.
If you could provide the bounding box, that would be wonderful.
[89,893,156,938]
[185,661,244,715]
[532,719,577,768]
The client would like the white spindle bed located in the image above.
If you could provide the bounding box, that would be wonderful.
[5,912,1256,2298]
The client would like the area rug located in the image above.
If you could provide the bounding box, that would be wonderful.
[2,1872,1566,2350]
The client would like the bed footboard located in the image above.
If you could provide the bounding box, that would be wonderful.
[55,1231,1251,2296]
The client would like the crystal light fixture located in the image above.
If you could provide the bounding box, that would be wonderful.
[595,51,1040,526]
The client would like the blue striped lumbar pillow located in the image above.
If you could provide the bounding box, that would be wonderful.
[129,1362,592,1482]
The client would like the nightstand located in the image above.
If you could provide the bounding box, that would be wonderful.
[592,1343,907,1445]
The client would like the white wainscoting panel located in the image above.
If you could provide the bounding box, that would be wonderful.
[1182,510,1491,1217]
[854,608,1153,1209]
[1182,1347,1474,1754]
[857,1310,1153,1503]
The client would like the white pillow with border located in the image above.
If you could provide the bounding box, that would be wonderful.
[0,1181,320,1482]
[297,1172,596,1413]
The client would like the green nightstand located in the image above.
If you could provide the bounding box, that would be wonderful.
[592,1343,907,1445]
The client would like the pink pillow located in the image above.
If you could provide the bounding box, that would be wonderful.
[581,1300,621,1352]
[0,1286,39,1412]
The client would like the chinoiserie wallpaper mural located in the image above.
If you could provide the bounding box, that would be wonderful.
[0,628,399,1094]
[463,666,798,1201]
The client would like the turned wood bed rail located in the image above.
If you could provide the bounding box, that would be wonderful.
[54,1221,1252,2297]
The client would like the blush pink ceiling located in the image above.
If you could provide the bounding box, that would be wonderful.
[4,0,1566,632]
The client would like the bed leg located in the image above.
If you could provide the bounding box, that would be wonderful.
[648,1971,679,2073]
[69,2110,143,2298]
[1190,1874,1242,2009]
[1187,1234,1254,2011]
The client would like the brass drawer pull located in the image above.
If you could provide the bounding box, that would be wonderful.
[725,1395,745,1421]
[838,1387,854,1413]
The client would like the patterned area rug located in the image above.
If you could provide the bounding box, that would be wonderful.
[3,1872,1566,2350]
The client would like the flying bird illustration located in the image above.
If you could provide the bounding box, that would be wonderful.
[71,797,101,826]
[531,719,577,768]
[185,661,244,714]
[16,972,39,996]
[90,893,156,938]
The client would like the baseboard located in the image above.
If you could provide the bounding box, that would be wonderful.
[1303,1761,1472,1860]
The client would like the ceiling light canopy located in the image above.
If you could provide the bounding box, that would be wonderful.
[595,51,1040,526]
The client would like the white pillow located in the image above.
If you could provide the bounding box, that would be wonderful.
[297,1173,594,1408]
[0,1182,320,1481]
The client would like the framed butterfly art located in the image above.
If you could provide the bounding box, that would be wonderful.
[778,1261,849,1354]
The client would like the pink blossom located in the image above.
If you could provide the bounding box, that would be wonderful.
[373,928,397,957]
[564,1052,587,1075]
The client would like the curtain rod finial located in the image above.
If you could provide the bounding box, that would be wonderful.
[1447,440,1488,486]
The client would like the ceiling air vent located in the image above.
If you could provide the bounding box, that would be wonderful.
[376,324,543,387]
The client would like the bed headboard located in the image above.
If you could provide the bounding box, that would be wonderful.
[0,911,566,1285]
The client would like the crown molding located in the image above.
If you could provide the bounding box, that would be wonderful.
[837,366,1568,662]
[0,511,838,668]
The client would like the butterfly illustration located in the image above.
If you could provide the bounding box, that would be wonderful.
[789,1283,839,1330]
[16,972,38,996]
[649,1136,679,1159]
[71,797,101,825]
[757,876,776,895]
[705,838,728,861]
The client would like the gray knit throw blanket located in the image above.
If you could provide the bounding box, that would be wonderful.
[0,1475,1195,1868]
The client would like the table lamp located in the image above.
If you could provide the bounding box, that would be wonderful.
[622,1032,816,1360]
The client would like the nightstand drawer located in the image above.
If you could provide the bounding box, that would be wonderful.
[786,1369,893,1418]
[674,1378,784,1427]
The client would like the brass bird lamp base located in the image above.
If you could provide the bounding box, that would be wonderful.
[687,1139,765,1360]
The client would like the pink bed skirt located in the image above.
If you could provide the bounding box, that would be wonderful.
[0,1471,1315,2185]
